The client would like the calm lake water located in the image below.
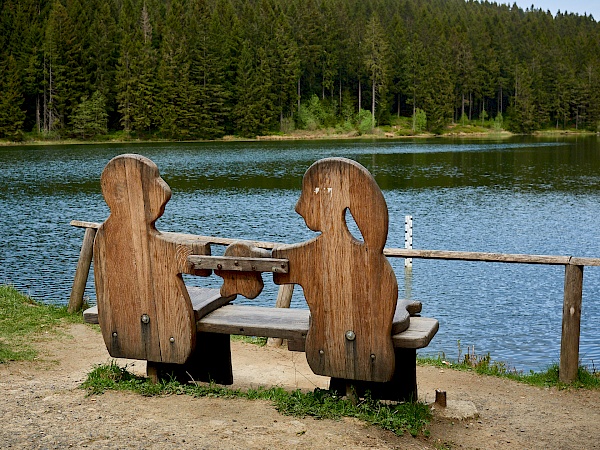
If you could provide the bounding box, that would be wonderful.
[1,136,599,371]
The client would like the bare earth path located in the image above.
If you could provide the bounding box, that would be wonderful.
[1,324,599,449]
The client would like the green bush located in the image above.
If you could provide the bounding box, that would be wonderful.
[412,108,427,133]
[356,109,375,135]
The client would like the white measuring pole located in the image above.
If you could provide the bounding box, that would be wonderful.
[404,215,413,268]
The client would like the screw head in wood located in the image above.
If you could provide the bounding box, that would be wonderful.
[169,337,175,343]
[112,332,118,337]
[319,349,324,355]
[141,314,150,324]
[345,330,356,341]
[370,354,376,360]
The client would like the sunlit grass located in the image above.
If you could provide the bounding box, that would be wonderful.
[0,285,80,363]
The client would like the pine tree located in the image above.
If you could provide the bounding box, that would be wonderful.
[363,15,390,125]
[0,55,26,138]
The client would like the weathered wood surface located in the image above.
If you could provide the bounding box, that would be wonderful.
[189,255,288,273]
[560,264,584,383]
[84,297,436,349]
[214,243,272,299]
[197,305,310,340]
[72,220,600,267]
[93,154,212,365]
[273,158,398,383]
[68,226,97,312]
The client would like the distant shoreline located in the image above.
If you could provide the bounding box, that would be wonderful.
[1,127,597,148]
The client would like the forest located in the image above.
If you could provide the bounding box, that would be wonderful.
[1,0,599,140]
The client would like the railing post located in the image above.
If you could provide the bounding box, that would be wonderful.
[267,284,295,347]
[68,227,97,313]
[559,264,583,383]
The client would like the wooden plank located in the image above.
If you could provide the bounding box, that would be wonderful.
[197,305,310,340]
[188,255,288,273]
[83,286,231,325]
[188,286,235,320]
[392,317,439,349]
[559,264,584,383]
[273,158,397,382]
[72,221,600,267]
[71,219,101,229]
[569,257,600,267]
[288,316,439,352]
[384,248,572,265]
[216,243,271,299]
[68,226,97,313]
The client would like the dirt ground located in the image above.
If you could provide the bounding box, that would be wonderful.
[1,324,599,449]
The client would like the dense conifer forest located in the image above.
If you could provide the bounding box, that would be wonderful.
[1,0,599,140]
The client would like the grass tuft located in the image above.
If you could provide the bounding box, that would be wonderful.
[0,285,81,363]
[82,362,431,436]
[418,341,600,390]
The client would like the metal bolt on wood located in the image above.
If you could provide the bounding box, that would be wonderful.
[141,314,150,324]
[345,330,356,341]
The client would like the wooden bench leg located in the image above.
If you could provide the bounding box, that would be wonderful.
[147,332,233,385]
[329,348,417,402]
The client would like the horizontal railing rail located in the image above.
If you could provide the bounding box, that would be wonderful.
[69,219,595,382]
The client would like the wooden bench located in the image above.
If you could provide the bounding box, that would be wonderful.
[80,154,438,401]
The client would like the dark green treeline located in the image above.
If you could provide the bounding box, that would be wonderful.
[1,0,599,139]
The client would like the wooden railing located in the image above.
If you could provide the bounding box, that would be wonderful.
[69,219,600,383]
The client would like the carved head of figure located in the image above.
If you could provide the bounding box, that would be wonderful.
[295,157,389,252]
[101,154,171,226]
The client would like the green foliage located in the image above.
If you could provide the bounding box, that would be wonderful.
[493,112,504,131]
[412,108,427,133]
[3,0,600,138]
[356,108,375,135]
[0,285,80,363]
[419,340,600,390]
[0,55,25,139]
[82,363,431,436]
[71,91,108,138]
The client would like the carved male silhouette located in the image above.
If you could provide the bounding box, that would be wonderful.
[94,154,209,364]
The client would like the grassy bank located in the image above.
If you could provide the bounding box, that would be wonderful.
[418,346,600,390]
[0,285,80,363]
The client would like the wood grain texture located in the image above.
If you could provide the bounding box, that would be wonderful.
[72,221,600,267]
[214,243,272,299]
[196,305,310,340]
[93,154,211,364]
[273,158,398,382]
[68,226,97,312]
[559,264,584,383]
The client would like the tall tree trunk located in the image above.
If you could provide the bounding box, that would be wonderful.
[297,78,300,111]
[358,79,362,111]
[371,78,375,124]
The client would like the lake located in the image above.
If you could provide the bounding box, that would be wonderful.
[1,136,599,372]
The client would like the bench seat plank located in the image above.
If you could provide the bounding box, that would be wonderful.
[392,317,439,349]
[197,305,310,340]
[83,288,438,350]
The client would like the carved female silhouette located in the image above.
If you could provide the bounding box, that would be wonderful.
[274,158,398,382]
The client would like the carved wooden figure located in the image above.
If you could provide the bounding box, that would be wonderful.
[273,157,398,382]
[93,154,211,364]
